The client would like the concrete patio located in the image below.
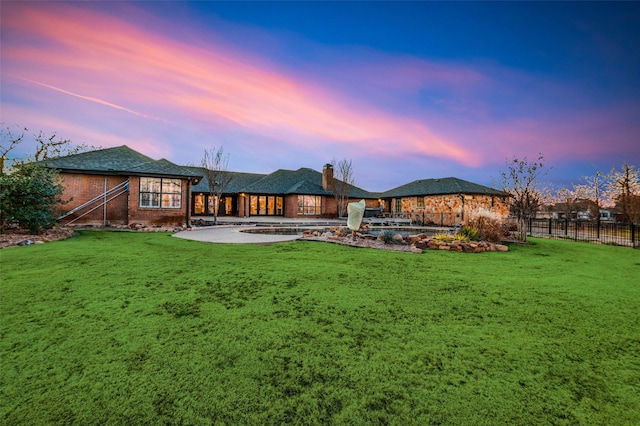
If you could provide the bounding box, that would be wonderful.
[173,216,346,244]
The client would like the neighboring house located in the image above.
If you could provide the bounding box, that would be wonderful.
[551,199,600,221]
[41,146,202,227]
[379,177,509,226]
[42,146,509,226]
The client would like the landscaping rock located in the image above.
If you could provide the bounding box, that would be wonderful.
[414,240,428,250]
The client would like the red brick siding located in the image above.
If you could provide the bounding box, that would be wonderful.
[127,176,190,227]
[57,174,191,227]
[57,174,129,226]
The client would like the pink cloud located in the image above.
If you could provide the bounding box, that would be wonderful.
[1,3,477,166]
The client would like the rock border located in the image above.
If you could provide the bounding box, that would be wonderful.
[301,226,508,253]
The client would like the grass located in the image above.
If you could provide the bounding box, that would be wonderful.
[1,231,639,425]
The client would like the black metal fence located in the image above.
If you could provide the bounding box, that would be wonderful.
[527,218,639,249]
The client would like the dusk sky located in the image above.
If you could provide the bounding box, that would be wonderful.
[2,1,639,191]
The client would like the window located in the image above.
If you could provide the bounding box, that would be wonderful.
[194,194,205,214]
[139,177,181,208]
[417,197,424,209]
[259,196,267,215]
[249,195,284,215]
[298,195,322,215]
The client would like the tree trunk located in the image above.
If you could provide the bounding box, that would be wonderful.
[518,217,527,242]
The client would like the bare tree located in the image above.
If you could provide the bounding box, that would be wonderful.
[2,124,98,175]
[201,146,232,225]
[605,162,640,223]
[498,154,548,242]
[331,158,355,218]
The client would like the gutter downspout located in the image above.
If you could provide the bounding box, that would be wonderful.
[103,176,107,226]
[185,178,192,228]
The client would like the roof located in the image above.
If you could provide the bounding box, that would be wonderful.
[40,146,505,198]
[40,145,201,180]
[185,167,265,193]
[241,167,376,197]
[381,177,505,198]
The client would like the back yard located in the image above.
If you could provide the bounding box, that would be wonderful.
[1,231,638,424]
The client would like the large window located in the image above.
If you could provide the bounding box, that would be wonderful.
[249,195,283,216]
[298,195,322,215]
[139,177,182,208]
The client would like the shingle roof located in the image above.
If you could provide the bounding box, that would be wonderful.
[381,177,505,198]
[241,167,375,197]
[40,146,504,199]
[184,167,265,193]
[41,145,201,179]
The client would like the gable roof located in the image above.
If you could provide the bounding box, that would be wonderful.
[40,145,201,180]
[381,177,505,198]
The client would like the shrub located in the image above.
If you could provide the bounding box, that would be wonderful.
[433,232,454,243]
[465,208,504,243]
[377,230,396,244]
[0,163,65,233]
[457,225,480,241]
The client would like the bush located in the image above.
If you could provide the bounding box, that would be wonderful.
[377,230,396,244]
[465,208,504,243]
[0,164,64,233]
[457,225,480,241]
[432,232,454,243]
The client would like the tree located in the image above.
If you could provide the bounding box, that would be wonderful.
[331,158,356,218]
[497,154,548,242]
[605,162,640,223]
[201,146,232,225]
[0,126,91,233]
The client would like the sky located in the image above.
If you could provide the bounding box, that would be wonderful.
[1,1,639,192]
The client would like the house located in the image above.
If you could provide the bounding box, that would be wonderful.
[379,177,510,226]
[43,146,508,227]
[41,146,202,227]
[188,164,376,218]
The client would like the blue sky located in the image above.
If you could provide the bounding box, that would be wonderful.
[2,1,639,191]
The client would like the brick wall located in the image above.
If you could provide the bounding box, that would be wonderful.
[57,174,129,226]
[127,176,189,227]
[58,174,191,227]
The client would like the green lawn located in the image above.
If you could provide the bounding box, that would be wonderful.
[1,231,639,425]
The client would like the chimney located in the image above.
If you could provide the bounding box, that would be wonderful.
[322,163,334,191]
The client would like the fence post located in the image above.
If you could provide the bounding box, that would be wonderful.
[565,219,568,236]
[528,218,532,235]
[632,223,636,248]
[548,218,552,235]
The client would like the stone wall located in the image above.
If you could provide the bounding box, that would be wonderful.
[388,194,509,226]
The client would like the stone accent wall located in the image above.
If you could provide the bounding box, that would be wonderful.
[391,194,509,226]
